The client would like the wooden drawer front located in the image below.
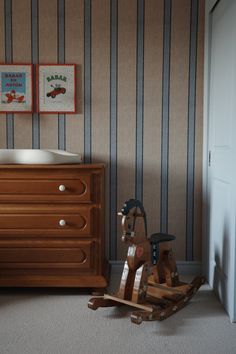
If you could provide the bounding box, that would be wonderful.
[0,241,94,271]
[0,209,93,235]
[0,175,92,202]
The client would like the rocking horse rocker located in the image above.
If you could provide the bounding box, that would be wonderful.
[88,199,205,325]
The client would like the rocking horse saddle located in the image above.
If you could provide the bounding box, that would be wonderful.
[150,233,175,243]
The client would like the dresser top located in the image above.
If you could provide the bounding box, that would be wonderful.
[0,163,105,169]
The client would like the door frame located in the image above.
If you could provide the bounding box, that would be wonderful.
[202,0,218,281]
[203,0,236,322]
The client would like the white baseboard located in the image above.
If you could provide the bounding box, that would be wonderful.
[109,260,202,276]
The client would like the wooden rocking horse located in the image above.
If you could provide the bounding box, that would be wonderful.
[88,199,205,325]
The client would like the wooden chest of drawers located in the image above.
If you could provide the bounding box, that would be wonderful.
[0,164,108,288]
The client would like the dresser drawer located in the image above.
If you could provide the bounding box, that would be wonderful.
[0,175,92,203]
[0,240,95,271]
[0,207,94,236]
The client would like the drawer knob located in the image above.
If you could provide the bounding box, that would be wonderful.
[59,184,66,192]
[59,219,66,227]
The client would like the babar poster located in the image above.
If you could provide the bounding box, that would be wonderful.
[38,65,75,112]
[1,72,26,104]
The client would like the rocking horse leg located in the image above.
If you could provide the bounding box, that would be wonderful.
[162,250,179,287]
[117,261,136,300]
[131,262,149,303]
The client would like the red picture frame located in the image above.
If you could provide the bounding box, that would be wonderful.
[0,63,33,114]
[36,64,76,114]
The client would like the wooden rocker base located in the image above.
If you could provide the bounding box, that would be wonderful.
[131,276,205,324]
[88,276,205,325]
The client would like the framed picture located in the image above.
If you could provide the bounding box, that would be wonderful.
[36,64,76,113]
[0,64,33,113]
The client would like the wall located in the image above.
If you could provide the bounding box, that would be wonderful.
[0,0,204,261]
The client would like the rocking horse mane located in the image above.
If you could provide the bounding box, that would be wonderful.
[121,198,146,216]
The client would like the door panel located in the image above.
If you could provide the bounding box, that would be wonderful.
[208,0,236,322]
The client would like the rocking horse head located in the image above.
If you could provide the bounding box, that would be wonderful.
[118,199,147,245]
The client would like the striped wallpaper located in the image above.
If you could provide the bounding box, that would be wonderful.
[0,0,204,261]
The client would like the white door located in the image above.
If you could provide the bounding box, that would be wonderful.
[208,0,236,322]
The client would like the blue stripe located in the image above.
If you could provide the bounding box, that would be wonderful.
[6,115,14,149]
[32,0,40,149]
[109,0,118,260]
[84,0,91,163]
[135,0,145,202]
[186,0,199,261]
[5,0,14,149]
[58,0,66,150]
[160,0,171,233]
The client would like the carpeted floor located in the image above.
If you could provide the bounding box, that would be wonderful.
[0,275,235,354]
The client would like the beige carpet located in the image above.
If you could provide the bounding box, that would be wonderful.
[0,275,235,354]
